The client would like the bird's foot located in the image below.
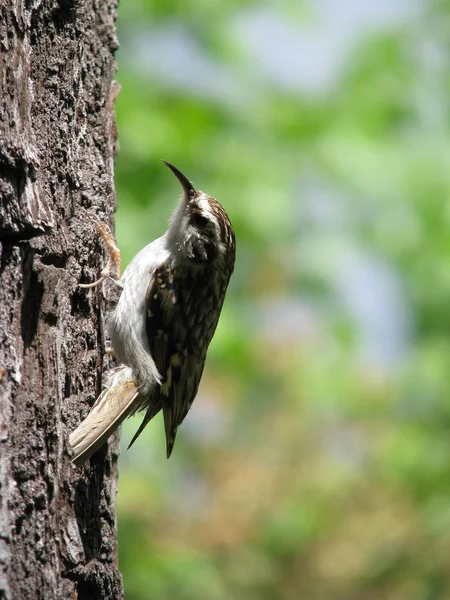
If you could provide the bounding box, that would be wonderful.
[80,212,122,289]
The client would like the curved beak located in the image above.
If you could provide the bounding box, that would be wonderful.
[162,160,196,198]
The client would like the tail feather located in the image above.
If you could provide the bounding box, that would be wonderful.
[69,368,140,466]
[127,401,162,450]
[161,397,178,459]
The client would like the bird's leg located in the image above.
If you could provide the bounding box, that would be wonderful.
[80,213,122,289]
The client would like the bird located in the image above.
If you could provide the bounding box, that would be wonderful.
[69,161,236,466]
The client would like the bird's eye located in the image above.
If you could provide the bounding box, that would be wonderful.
[192,213,208,228]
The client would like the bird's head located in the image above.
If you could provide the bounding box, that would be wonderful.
[164,161,235,268]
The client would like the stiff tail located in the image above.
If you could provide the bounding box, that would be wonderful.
[69,367,140,466]
[127,401,162,451]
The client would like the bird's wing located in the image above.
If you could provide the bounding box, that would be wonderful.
[130,263,205,457]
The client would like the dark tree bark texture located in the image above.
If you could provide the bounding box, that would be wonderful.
[0,1,124,599]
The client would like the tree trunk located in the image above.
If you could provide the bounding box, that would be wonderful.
[0,1,124,598]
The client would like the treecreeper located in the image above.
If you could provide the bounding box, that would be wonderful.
[69,161,236,466]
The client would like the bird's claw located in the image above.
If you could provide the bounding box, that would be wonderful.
[80,211,121,289]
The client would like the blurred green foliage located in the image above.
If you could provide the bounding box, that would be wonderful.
[114,1,450,598]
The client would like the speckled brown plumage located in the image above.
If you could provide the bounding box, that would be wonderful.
[70,162,236,463]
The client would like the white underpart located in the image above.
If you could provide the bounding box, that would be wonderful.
[109,235,171,394]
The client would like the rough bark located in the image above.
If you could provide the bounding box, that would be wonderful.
[0,0,124,598]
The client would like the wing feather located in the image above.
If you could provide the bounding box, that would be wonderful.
[131,264,205,456]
